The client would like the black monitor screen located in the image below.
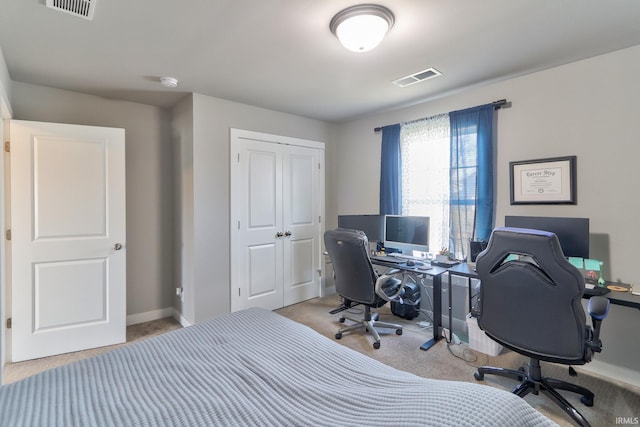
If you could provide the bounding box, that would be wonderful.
[504,215,590,258]
[337,214,384,242]
[384,215,430,254]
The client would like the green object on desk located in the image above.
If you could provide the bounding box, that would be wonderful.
[568,257,584,269]
[584,259,601,271]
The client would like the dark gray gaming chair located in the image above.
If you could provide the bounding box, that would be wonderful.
[474,227,610,427]
[324,228,405,349]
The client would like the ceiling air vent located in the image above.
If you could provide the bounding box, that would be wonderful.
[46,0,97,20]
[392,67,442,88]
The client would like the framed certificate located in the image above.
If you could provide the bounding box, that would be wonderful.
[509,156,576,204]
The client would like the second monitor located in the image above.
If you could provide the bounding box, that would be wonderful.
[504,215,589,259]
[337,214,384,243]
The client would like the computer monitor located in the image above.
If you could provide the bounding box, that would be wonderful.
[504,215,590,258]
[337,214,384,242]
[383,215,430,255]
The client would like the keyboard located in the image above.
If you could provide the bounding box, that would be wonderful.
[584,286,610,296]
[370,255,404,264]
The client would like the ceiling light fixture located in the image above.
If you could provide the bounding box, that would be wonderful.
[330,4,394,53]
[160,77,178,88]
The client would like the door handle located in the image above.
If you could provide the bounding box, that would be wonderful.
[276,232,284,238]
[114,243,123,250]
[284,231,292,237]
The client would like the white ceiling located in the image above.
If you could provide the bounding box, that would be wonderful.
[1,0,640,122]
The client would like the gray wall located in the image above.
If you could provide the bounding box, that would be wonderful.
[172,93,336,324]
[332,44,640,386]
[10,82,176,319]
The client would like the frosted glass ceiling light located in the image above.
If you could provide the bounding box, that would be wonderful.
[330,4,394,53]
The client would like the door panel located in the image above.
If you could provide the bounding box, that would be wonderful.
[248,151,278,228]
[247,243,278,300]
[35,258,107,329]
[34,137,107,238]
[10,120,126,362]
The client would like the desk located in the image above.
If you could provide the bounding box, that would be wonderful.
[370,258,448,351]
[447,263,640,317]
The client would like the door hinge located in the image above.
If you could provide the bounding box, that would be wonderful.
[6,318,11,329]
[238,288,241,297]
[4,141,9,152]
[5,229,10,241]
[318,162,321,169]
[237,153,240,163]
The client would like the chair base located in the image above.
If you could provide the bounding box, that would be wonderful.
[335,307,402,349]
[474,358,594,427]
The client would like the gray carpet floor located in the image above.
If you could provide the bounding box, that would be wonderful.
[276,295,640,427]
[3,317,182,384]
[4,296,638,426]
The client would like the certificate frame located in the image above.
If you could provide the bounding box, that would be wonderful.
[509,156,576,205]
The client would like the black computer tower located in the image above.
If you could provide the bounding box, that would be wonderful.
[391,281,421,320]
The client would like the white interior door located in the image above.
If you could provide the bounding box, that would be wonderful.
[282,146,322,306]
[230,137,284,311]
[230,129,324,312]
[10,120,126,362]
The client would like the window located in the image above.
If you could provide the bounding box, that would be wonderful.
[382,104,495,260]
[400,114,450,254]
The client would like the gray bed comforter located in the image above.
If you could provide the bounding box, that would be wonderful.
[0,307,557,426]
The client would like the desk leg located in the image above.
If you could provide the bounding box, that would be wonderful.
[448,272,453,343]
[420,274,442,351]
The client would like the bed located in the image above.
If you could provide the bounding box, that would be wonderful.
[0,308,557,426]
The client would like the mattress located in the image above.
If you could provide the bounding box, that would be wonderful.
[0,307,557,426]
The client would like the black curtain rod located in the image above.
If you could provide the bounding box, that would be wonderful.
[373,99,511,133]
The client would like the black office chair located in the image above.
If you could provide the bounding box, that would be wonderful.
[324,228,406,349]
[473,227,610,427]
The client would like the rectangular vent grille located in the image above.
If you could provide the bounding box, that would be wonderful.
[46,0,96,20]
[392,67,442,88]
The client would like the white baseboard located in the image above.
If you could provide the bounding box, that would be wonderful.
[126,307,175,326]
[174,310,192,327]
[576,359,640,390]
[127,307,193,328]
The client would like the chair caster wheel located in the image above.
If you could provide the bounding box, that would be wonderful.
[396,329,403,335]
[474,372,484,381]
[373,341,380,349]
[335,332,342,340]
[339,317,345,323]
[580,396,594,407]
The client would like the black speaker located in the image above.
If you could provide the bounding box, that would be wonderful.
[468,240,488,263]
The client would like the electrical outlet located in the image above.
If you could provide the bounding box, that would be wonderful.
[176,287,184,301]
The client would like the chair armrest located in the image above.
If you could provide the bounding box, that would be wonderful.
[374,271,406,302]
[587,296,610,320]
[586,296,610,354]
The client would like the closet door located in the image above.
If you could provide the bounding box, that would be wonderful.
[282,145,322,306]
[230,138,284,312]
[230,129,324,312]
